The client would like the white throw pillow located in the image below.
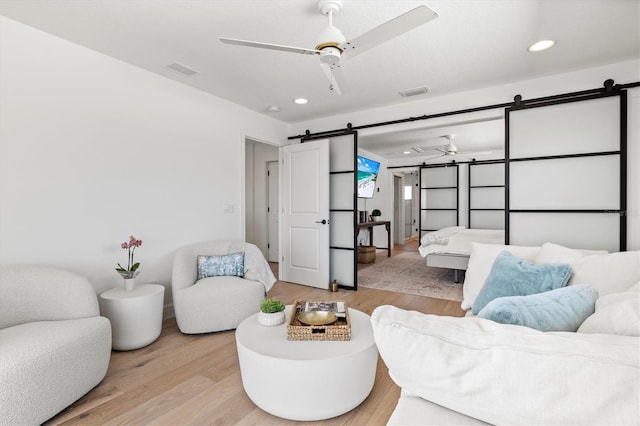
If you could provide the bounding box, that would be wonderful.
[461,243,540,311]
[371,305,640,426]
[569,251,640,296]
[578,282,640,336]
[535,242,608,264]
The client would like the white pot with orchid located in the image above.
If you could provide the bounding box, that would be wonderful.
[116,235,142,291]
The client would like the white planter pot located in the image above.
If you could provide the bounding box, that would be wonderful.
[258,310,285,326]
[123,277,136,291]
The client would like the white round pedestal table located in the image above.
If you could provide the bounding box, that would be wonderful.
[235,306,378,421]
[100,284,164,351]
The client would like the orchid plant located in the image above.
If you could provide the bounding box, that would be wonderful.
[116,235,142,279]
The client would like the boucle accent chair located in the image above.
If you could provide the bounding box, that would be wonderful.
[0,266,112,425]
[171,240,276,334]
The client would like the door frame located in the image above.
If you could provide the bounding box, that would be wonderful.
[267,160,279,262]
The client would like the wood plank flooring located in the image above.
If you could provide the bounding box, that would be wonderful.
[47,241,464,425]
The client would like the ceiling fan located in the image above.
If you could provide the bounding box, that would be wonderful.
[219,0,438,94]
[422,135,494,160]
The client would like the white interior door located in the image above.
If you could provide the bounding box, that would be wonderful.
[267,161,279,262]
[281,140,330,288]
[393,175,403,243]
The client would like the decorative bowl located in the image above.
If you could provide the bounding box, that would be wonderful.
[298,311,337,326]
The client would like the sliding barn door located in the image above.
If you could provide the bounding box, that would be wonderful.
[301,131,358,290]
[419,164,459,240]
[506,91,626,251]
[468,161,505,230]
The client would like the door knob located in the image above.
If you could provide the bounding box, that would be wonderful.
[315,219,328,225]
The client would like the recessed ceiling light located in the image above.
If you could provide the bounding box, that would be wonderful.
[166,62,198,76]
[267,105,280,112]
[403,151,411,155]
[528,39,556,52]
[398,86,430,97]
[293,98,308,105]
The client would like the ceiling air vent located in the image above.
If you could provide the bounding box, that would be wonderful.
[167,62,198,76]
[398,86,430,98]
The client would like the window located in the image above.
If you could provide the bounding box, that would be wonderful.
[404,185,412,200]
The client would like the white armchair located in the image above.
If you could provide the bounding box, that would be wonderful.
[0,266,112,425]
[171,240,276,334]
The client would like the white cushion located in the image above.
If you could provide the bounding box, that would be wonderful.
[388,390,488,425]
[461,243,540,311]
[371,305,640,425]
[569,251,640,296]
[578,282,640,336]
[0,318,112,425]
[534,242,608,264]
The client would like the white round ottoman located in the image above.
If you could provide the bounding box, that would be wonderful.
[100,284,164,351]
[235,306,378,421]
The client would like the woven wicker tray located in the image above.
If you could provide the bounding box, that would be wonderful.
[287,300,351,341]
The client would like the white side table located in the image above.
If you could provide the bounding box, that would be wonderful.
[235,306,378,421]
[100,284,164,351]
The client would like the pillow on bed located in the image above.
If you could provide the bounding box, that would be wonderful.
[420,226,465,246]
[471,251,573,315]
[462,243,541,311]
[477,285,598,332]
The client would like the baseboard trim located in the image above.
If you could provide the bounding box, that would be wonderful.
[163,303,175,320]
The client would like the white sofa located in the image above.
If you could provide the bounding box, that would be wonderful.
[0,266,112,425]
[372,243,640,425]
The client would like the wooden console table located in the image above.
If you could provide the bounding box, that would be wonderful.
[356,221,391,257]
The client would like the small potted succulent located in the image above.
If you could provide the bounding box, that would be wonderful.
[258,297,286,326]
[370,209,382,221]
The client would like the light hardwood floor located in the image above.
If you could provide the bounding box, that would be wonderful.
[47,242,464,425]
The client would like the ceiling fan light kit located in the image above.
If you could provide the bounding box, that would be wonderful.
[219,0,438,95]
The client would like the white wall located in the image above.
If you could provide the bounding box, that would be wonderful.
[245,139,278,258]
[0,17,288,302]
[291,60,640,250]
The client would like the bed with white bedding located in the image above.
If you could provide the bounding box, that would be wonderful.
[419,226,505,282]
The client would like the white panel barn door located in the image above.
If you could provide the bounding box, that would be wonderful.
[281,140,330,288]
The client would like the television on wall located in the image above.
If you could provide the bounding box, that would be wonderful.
[357,155,381,199]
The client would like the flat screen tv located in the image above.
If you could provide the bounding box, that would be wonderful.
[357,155,381,199]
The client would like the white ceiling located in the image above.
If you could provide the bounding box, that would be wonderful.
[1,0,638,162]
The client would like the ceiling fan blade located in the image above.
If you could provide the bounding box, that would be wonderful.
[339,5,438,59]
[320,63,349,95]
[456,150,494,157]
[418,144,447,152]
[421,153,446,161]
[219,37,321,56]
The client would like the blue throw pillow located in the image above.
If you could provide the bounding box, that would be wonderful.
[477,285,599,332]
[197,252,245,279]
[472,251,573,315]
